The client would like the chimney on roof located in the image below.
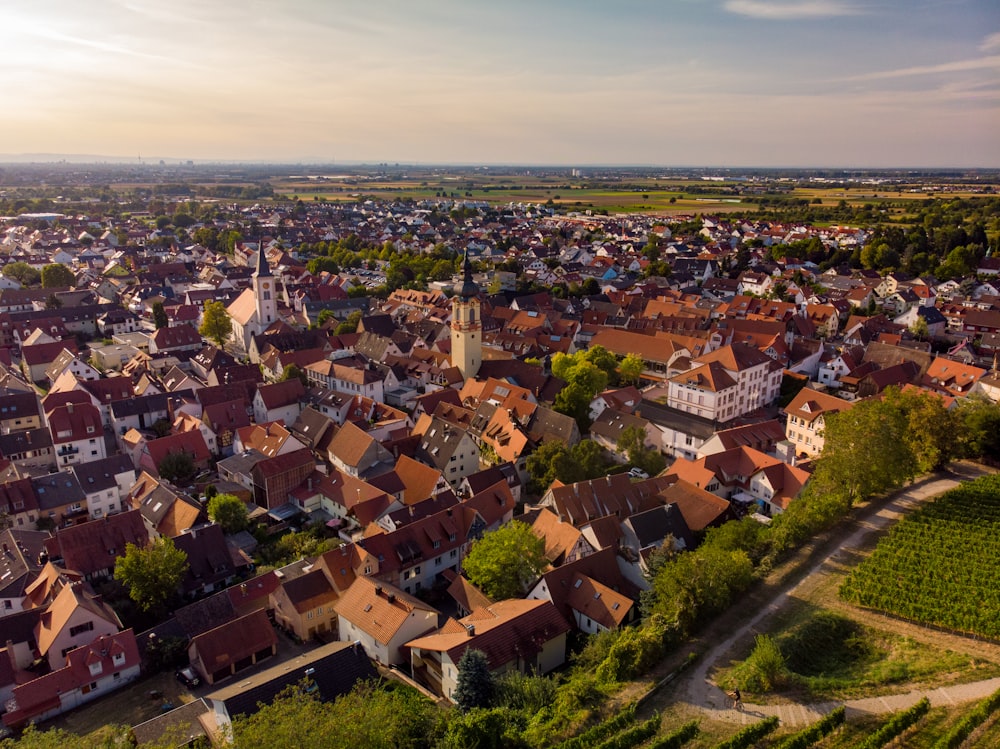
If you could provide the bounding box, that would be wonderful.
[67,402,74,414]
[465,624,475,637]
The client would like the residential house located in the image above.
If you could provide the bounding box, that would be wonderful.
[250,448,316,510]
[0,390,43,434]
[47,402,106,468]
[522,507,594,567]
[138,430,211,478]
[2,629,140,729]
[252,378,305,425]
[0,427,55,471]
[27,572,123,669]
[405,599,570,703]
[667,343,781,424]
[70,454,137,519]
[414,416,480,489]
[0,529,49,617]
[187,609,278,686]
[527,548,639,635]
[33,470,89,527]
[269,567,339,642]
[43,509,148,580]
[0,478,41,530]
[129,474,203,538]
[173,523,245,598]
[784,387,854,457]
[148,325,204,355]
[334,576,439,665]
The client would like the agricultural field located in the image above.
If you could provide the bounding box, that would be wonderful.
[840,474,1000,640]
[266,171,995,218]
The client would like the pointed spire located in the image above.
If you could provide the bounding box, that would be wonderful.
[253,247,272,278]
[459,248,479,299]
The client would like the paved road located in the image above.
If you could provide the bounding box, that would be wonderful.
[674,464,1000,727]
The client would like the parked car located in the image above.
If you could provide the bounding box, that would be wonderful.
[176,666,200,688]
[628,467,649,480]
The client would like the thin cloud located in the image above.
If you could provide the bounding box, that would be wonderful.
[981,31,1000,52]
[846,55,1000,81]
[724,1,862,20]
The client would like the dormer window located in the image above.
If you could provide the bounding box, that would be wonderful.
[89,661,102,676]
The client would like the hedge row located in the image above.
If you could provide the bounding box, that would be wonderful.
[646,720,699,749]
[713,716,780,749]
[593,715,660,749]
[855,697,930,749]
[932,687,1000,749]
[552,702,636,749]
[772,707,846,749]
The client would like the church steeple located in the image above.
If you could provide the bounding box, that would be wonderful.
[253,246,273,278]
[252,247,276,329]
[451,249,482,380]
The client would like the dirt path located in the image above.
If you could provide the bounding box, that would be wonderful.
[662,463,1000,727]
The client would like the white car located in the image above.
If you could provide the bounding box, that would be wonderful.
[628,467,649,480]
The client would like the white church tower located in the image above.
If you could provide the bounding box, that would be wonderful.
[252,247,277,330]
[451,250,482,380]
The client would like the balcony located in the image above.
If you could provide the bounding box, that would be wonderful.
[57,445,80,456]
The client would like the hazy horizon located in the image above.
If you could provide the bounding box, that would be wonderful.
[3,1,998,168]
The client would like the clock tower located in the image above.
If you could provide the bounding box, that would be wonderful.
[252,247,277,330]
[451,251,482,379]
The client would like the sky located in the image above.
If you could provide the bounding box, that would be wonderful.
[1,0,998,167]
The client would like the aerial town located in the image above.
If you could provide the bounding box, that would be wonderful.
[0,167,998,747]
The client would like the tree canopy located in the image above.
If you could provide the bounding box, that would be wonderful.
[114,537,188,613]
[1,261,40,286]
[207,493,249,534]
[462,521,547,600]
[40,262,75,288]
[157,450,195,483]
[152,300,169,329]
[231,680,438,749]
[453,649,496,712]
[199,299,233,347]
[525,439,610,493]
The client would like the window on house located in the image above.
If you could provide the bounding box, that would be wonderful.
[70,621,95,637]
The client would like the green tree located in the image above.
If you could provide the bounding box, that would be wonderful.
[810,393,916,503]
[525,441,573,493]
[1,261,41,286]
[207,493,249,534]
[909,315,929,341]
[618,353,644,385]
[199,299,232,348]
[157,451,195,483]
[40,263,75,288]
[114,537,188,613]
[334,309,362,335]
[617,424,666,477]
[440,708,528,749]
[453,649,496,712]
[45,293,62,310]
[955,394,1000,461]
[231,680,437,749]
[462,521,547,600]
[281,363,308,386]
[152,300,169,329]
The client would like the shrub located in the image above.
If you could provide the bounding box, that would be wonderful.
[730,634,789,692]
[595,624,667,685]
